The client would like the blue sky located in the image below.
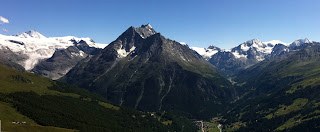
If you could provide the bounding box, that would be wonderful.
[0,0,319,49]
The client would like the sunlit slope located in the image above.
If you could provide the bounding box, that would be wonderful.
[0,64,196,132]
[223,45,320,131]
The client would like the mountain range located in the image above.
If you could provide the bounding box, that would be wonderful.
[0,30,107,79]
[1,24,320,131]
[0,28,313,79]
[223,43,320,131]
[191,38,313,77]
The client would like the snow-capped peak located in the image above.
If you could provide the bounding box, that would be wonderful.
[207,45,220,50]
[16,30,46,39]
[232,39,264,52]
[290,38,312,47]
[190,45,221,60]
[179,42,187,46]
[263,40,287,46]
[146,24,152,28]
[135,24,157,38]
[244,39,263,46]
[140,24,153,29]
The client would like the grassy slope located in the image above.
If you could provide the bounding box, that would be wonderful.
[0,64,195,132]
[0,64,77,131]
[0,101,75,132]
[223,45,320,131]
[0,64,79,98]
[0,97,75,132]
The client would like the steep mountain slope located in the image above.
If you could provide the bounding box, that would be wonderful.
[31,40,102,79]
[0,50,25,71]
[31,46,88,80]
[222,43,320,131]
[0,64,196,132]
[61,24,234,118]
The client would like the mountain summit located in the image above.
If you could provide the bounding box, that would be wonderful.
[15,30,46,39]
[289,38,312,48]
[134,24,157,38]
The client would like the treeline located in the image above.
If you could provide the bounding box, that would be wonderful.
[7,91,169,131]
[0,81,197,132]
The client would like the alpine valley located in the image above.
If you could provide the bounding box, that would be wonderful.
[1,24,320,131]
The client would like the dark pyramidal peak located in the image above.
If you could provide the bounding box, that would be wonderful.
[129,24,157,39]
[135,24,156,38]
[61,24,235,118]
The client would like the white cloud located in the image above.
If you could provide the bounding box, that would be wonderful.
[0,16,9,24]
[2,28,8,32]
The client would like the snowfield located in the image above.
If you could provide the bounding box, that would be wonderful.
[0,30,108,70]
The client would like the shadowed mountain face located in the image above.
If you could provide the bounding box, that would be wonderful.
[31,40,102,80]
[61,24,235,118]
[0,48,26,71]
[32,46,88,80]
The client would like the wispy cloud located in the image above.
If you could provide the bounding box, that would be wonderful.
[2,28,9,32]
[0,16,9,24]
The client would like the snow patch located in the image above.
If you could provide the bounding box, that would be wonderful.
[146,24,153,28]
[179,42,187,46]
[240,44,250,52]
[191,47,219,60]
[263,40,287,46]
[117,45,136,58]
[232,51,247,59]
[71,51,86,57]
